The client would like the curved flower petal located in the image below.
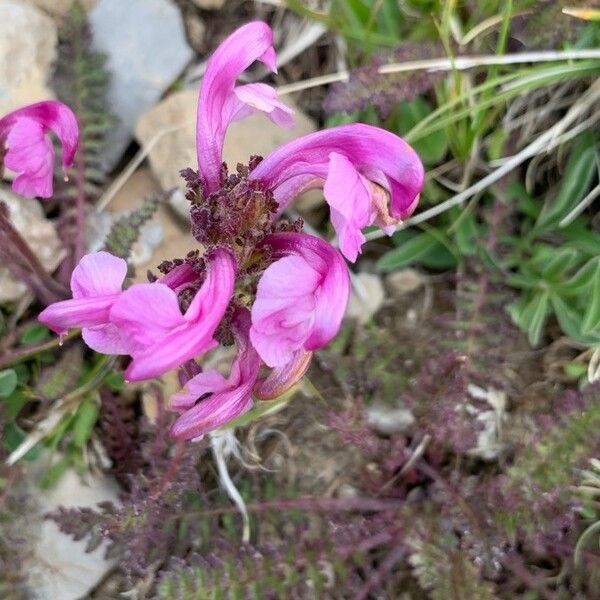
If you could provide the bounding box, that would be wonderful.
[38,252,127,350]
[250,232,350,367]
[0,101,79,198]
[197,22,292,193]
[249,123,424,260]
[112,249,236,381]
[253,349,312,401]
[170,309,260,441]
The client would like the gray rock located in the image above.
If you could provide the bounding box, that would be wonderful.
[0,0,57,116]
[367,403,415,435]
[0,187,65,303]
[89,0,194,171]
[346,272,386,324]
[386,268,425,297]
[191,0,227,9]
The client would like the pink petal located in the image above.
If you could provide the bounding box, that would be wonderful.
[250,233,350,367]
[71,252,128,298]
[0,101,79,198]
[232,83,295,129]
[109,283,186,351]
[38,251,127,338]
[4,118,55,198]
[82,323,131,355]
[323,152,372,262]
[38,295,118,336]
[170,369,229,411]
[196,22,288,193]
[248,124,424,250]
[118,249,236,381]
[170,308,261,440]
[254,349,312,400]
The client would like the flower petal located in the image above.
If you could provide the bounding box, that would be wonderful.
[82,323,131,355]
[71,251,128,298]
[249,123,424,246]
[232,83,295,129]
[196,22,287,192]
[323,152,372,262]
[118,249,236,381]
[38,295,118,336]
[0,101,79,198]
[250,233,350,367]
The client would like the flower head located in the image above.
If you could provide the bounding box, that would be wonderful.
[0,101,79,198]
[249,124,424,261]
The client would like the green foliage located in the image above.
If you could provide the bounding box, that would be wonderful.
[103,196,160,260]
[54,0,114,197]
[408,533,499,600]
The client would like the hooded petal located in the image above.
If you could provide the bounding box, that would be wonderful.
[0,101,79,198]
[115,249,236,381]
[323,152,372,262]
[38,252,127,339]
[250,233,350,367]
[170,308,260,440]
[231,83,295,129]
[197,22,292,192]
[249,124,424,259]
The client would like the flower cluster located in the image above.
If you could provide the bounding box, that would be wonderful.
[2,22,424,440]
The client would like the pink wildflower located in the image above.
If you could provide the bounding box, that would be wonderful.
[197,21,294,193]
[249,124,424,261]
[0,101,79,198]
[250,232,350,367]
[38,252,129,354]
[170,309,260,441]
[110,248,236,382]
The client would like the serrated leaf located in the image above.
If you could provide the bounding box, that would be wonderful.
[0,369,17,398]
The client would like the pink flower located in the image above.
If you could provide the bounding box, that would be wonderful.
[250,232,350,367]
[249,124,424,261]
[38,252,129,354]
[253,348,312,401]
[0,101,79,198]
[170,309,260,440]
[197,21,294,194]
[110,249,236,381]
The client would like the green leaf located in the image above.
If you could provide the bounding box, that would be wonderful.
[558,256,599,294]
[104,371,125,392]
[536,131,597,231]
[39,458,70,489]
[582,263,600,333]
[523,291,550,346]
[3,423,42,461]
[377,232,456,271]
[454,212,480,256]
[72,398,99,447]
[541,248,579,280]
[19,323,50,345]
[551,293,600,345]
[394,99,448,164]
[0,369,17,398]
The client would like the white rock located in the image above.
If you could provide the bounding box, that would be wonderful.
[0,0,57,116]
[367,403,415,435]
[89,0,194,170]
[0,188,65,303]
[386,268,425,296]
[24,466,119,600]
[346,272,386,324]
[27,0,96,19]
[191,0,227,9]
[135,89,317,219]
